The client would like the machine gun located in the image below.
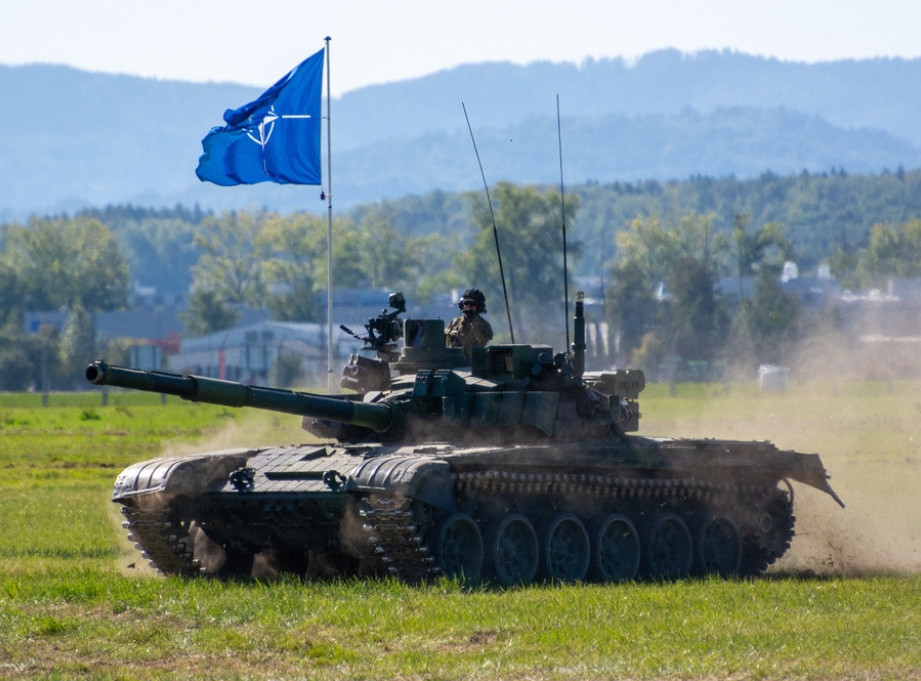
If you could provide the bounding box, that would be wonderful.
[338,291,406,360]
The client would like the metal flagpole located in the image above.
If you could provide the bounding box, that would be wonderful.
[324,36,335,393]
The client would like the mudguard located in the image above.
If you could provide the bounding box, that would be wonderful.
[348,455,455,511]
[112,448,257,506]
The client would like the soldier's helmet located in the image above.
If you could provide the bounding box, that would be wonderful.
[459,288,487,314]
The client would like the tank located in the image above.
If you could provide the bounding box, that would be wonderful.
[86,294,843,584]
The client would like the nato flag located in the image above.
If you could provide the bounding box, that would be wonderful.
[195,48,324,186]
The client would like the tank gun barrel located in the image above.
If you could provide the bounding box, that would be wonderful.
[85,360,392,431]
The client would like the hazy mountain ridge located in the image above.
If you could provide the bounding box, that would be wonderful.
[2,50,920,219]
[337,50,921,148]
[336,107,915,196]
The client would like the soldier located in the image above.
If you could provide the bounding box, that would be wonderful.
[446,288,493,357]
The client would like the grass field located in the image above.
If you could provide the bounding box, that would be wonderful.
[1,382,920,680]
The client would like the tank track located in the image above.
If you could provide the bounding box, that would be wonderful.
[119,505,199,577]
[356,495,435,582]
[119,469,795,582]
[357,468,796,582]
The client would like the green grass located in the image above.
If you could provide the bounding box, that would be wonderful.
[1,382,920,680]
[0,394,241,470]
[2,574,919,679]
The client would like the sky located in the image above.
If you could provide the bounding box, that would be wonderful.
[4,0,921,97]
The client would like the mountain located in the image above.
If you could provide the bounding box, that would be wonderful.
[336,50,921,149]
[2,50,921,219]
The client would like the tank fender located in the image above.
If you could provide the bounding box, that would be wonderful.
[347,456,456,511]
[112,448,258,506]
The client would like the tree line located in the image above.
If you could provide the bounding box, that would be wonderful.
[2,169,921,390]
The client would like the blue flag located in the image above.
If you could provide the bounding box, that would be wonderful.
[196,48,324,186]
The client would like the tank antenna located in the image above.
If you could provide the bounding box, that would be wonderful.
[557,95,571,356]
[462,102,515,343]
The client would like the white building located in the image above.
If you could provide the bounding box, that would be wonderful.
[167,321,356,386]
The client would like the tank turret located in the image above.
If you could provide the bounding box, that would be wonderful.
[88,291,640,445]
[86,336,642,444]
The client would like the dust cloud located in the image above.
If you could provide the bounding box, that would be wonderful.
[158,409,313,458]
[777,467,921,576]
[778,332,920,576]
[642,333,921,577]
[135,332,921,578]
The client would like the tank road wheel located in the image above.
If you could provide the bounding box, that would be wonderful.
[697,514,742,578]
[486,513,539,586]
[433,512,484,582]
[540,513,591,582]
[591,513,641,582]
[643,512,693,580]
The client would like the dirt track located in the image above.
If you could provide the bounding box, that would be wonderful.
[779,439,921,576]
[639,379,921,576]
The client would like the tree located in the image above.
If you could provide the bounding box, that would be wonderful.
[667,256,726,363]
[731,272,801,366]
[59,300,96,386]
[118,217,202,296]
[190,211,269,308]
[614,212,727,282]
[403,231,466,304]
[180,289,240,337]
[607,212,728,363]
[1,216,129,314]
[457,183,580,346]
[607,259,656,363]
[859,218,921,285]
[186,210,331,331]
[258,212,327,322]
[353,207,413,288]
[186,208,440,328]
[346,206,468,302]
[0,217,129,384]
[630,332,666,379]
[0,318,60,391]
[181,211,269,335]
[730,213,794,280]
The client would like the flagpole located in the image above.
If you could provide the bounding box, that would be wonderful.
[324,36,335,393]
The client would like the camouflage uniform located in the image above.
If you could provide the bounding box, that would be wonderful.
[446,313,493,357]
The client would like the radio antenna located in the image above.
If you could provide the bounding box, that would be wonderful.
[462,102,515,343]
[557,94,571,354]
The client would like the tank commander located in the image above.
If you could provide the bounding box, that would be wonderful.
[446,288,494,357]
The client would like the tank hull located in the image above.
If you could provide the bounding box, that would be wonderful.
[113,435,837,583]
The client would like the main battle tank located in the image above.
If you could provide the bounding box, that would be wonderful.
[87,293,842,585]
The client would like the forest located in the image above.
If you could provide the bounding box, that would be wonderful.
[1,168,920,390]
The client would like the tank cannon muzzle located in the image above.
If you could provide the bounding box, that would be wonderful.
[85,360,392,431]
